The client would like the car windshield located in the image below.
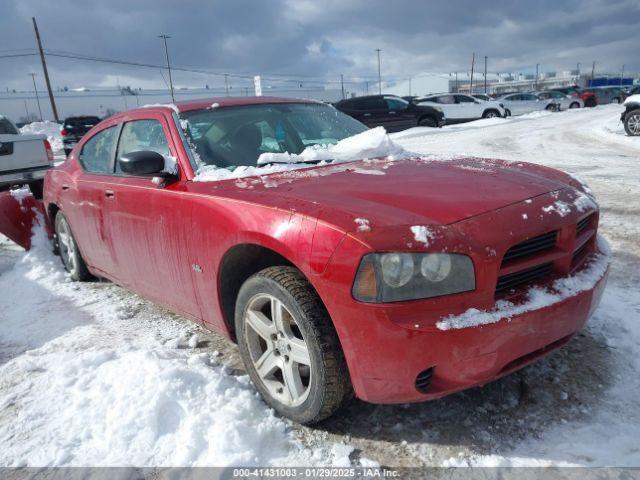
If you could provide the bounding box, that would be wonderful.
[181,103,368,168]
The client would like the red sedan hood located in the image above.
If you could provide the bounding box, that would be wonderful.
[209,157,572,230]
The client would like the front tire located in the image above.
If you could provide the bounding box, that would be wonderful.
[418,116,437,127]
[54,212,92,281]
[235,266,351,424]
[482,109,500,118]
[624,109,640,136]
[569,102,580,109]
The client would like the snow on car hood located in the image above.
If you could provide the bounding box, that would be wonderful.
[192,127,412,182]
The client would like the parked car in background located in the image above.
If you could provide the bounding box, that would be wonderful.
[0,114,53,198]
[472,93,492,101]
[43,96,607,424]
[497,92,559,116]
[415,93,505,124]
[61,116,101,155]
[621,95,640,136]
[580,87,624,105]
[627,85,640,96]
[551,86,597,108]
[535,91,583,110]
[334,95,445,131]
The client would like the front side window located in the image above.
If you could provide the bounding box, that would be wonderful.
[115,119,170,173]
[79,126,118,173]
[182,103,368,169]
[385,97,409,110]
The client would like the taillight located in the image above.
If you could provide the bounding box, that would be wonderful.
[44,139,54,162]
[60,129,67,137]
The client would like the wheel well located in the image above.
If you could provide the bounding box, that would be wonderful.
[219,244,294,340]
[47,203,60,223]
[483,108,500,116]
[418,115,436,125]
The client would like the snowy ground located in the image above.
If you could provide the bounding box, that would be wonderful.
[1,104,639,467]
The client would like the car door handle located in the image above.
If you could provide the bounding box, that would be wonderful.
[105,190,115,199]
[363,113,372,117]
[61,185,70,191]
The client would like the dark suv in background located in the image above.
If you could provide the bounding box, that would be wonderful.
[61,116,101,155]
[334,95,445,132]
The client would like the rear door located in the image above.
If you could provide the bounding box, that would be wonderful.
[103,112,201,318]
[67,123,121,273]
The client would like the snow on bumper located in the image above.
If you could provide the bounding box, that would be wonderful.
[437,235,611,331]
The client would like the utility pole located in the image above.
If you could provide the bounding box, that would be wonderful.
[32,17,58,122]
[224,74,230,96]
[29,73,43,121]
[340,74,345,99]
[590,61,596,86]
[535,63,539,90]
[159,34,175,103]
[484,56,488,93]
[365,81,369,95]
[376,49,382,94]
[469,52,475,94]
[620,64,625,86]
[408,77,412,96]
[454,72,458,93]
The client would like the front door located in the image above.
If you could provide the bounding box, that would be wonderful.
[102,113,201,319]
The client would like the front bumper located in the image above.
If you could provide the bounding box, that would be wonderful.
[352,263,607,404]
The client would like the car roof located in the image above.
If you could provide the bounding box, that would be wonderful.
[129,96,322,115]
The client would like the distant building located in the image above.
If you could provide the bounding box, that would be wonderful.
[450,71,638,95]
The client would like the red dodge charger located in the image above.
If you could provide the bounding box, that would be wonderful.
[43,97,609,424]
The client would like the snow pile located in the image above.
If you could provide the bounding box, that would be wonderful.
[193,127,412,182]
[354,218,371,232]
[624,94,640,105]
[436,235,611,331]
[19,121,63,154]
[0,219,318,467]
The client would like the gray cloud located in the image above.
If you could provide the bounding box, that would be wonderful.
[1,0,638,92]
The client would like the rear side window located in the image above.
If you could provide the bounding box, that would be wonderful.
[79,126,118,173]
[455,95,475,103]
[351,97,385,110]
[115,119,170,174]
[0,117,19,135]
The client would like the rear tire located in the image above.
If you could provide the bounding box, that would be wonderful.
[569,102,580,109]
[54,212,92,281]
[545,103,558,112]
[504,109,511,117]
[482,109,500,118]
[612,97,620,104]
[585,98,597,108]
[235,266,351,424]
[418,116,437,127]
[624,109,640,136]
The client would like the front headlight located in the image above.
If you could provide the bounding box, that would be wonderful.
[352,253,475,303]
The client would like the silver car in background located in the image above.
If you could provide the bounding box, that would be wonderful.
[535,91,583,110]
[496,92,560,116]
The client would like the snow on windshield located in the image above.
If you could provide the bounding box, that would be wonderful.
[192,127,414,183]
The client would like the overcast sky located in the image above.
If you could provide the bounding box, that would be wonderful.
[1,0,639,94]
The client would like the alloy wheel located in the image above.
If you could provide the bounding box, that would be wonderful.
[57,216,77,274]
[628,114,640,135]
[244,293,312,407]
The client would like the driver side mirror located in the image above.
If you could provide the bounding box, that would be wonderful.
[118,150,177,178]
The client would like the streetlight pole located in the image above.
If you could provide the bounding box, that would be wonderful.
[590,61,596,86]
[376,49,382,94]
[469,52,475,94]
[159,34,175,103]
[224,73,230,96]
[29,73,43,121]
[484,56,488,93]
[340,74,345,99]
[620,64,625,86]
